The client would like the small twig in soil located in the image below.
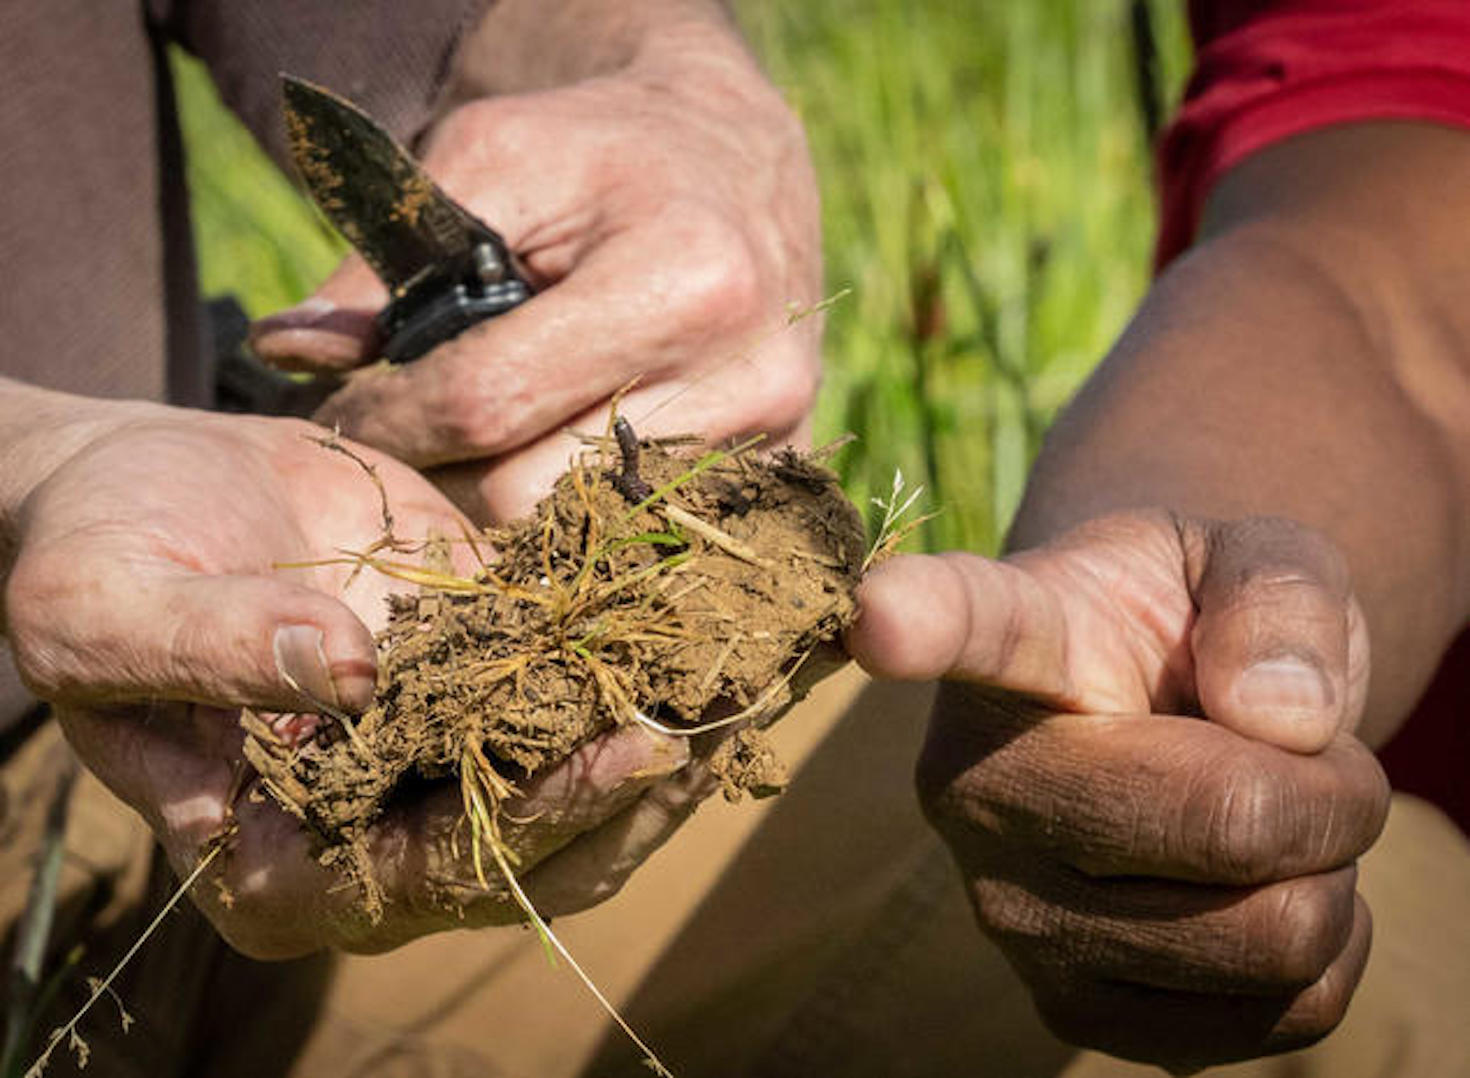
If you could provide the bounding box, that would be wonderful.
[662,505,772,569]
[788,548,846,569]
[695,635,742,698]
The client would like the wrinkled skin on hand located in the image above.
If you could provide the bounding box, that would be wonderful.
[848,512,1391,1072]
[252,54,822,523]
[4,409,707,958]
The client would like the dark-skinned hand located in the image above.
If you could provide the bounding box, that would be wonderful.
[847,511,1390,1072]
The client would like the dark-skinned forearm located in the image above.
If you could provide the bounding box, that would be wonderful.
[1009,123,1470,746]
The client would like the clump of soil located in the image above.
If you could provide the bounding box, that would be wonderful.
[243,431,864,915]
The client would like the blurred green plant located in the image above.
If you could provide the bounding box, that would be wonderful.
[737,0,1189,553]
[171,49,345,316]
[173,0,1189,556]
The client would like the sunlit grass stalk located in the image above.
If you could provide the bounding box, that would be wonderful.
[24,844,222,1078]
[459,756,674,1077]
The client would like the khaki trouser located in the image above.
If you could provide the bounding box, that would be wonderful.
[3,668,1467,1077]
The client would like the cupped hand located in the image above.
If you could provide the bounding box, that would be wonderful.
[847,512,1390,1071]
[4,407,706,957]
[252,50,822,522]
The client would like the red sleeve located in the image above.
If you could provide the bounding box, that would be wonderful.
[1156,0,1470,269]
[1375,632,1469,835]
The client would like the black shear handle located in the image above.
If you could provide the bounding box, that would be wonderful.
[376,278,531,364]
[376,232,534,364]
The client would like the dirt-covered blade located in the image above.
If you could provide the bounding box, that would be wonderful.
[282,74,506,296]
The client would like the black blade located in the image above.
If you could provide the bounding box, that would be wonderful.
[282,75,510,297]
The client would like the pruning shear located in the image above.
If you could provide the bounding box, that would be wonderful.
[282,74,533,364]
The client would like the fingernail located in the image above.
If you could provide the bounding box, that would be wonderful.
[1235,656,1332,713]
[272,624,357,711]
[255,297,337,332]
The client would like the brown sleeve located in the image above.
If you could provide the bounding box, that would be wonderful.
[152,0,495,168]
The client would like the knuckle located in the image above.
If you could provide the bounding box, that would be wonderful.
[970,876,1051,946]
[913,720,958,819]
[912,760,950,825]
[1281,744,1389,869]
[662,208,764,330]
[1213,516,1351,605]
[195,888,314,961]
[162,602,225,692]
[5,555,79,697]
[1236,571,1335,617]
[1211,771,1279,880]
[6,633,62,700]
[913,685,1019,830]
[538,875,627,919]
[635,779,702,828]
[1279,983,1355,1049]
[431,370,516,455]
[200,915,272,959]
[5,549,51,632]
[1259,875,1354,985]
[1332,744,1392,847]
[745,352,819,433]
[430,98,522,167]
[915,772,999,862]
[1275,897,1370,1045]
[913,739,977,835]
[1356,755,1393,842]
[438,98,495,143]
[1179,754,1283,882]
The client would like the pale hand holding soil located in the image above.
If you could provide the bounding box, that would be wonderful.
[244,436,865,919]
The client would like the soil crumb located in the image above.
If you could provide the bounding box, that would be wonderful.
[243,432,864,915]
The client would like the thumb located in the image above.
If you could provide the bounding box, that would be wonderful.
[6,556,378,713]
[845,552,1094,707]
[249,256,386,373]
[1186,516,1368,753]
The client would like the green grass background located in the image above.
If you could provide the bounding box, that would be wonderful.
[174,0,1191,556]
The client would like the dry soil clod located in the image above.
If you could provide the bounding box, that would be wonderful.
[245,431,865,916]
